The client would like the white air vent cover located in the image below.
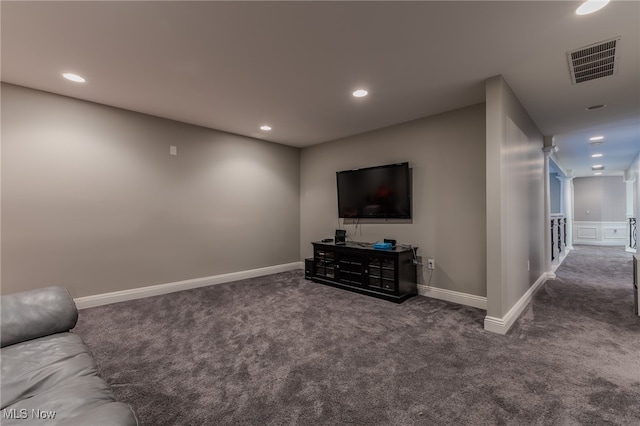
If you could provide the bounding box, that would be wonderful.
[567,37,620,84]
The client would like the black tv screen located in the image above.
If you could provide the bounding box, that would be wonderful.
[336,162,411,219]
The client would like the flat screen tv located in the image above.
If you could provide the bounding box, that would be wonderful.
[336,162,411,219]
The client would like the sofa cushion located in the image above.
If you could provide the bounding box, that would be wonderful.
[1,332,137,426]
[1,286,78,348]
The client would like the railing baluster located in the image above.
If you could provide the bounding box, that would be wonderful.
[551,219,555,261]
[557,219,562,253]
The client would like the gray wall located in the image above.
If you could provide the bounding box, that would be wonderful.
[1,84,301,298]
[300,104,487,297]
[485,76,545,319]
[550,173,561,214]
[573,176,626,222]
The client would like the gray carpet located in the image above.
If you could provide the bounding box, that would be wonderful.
[73,245,640,425]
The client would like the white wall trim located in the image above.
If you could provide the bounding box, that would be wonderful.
[483,272,549,335]
[417,285,487,310]
[573,221,627,246]
[74,262,303,309]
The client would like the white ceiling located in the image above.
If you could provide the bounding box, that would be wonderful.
[2,1,639,177]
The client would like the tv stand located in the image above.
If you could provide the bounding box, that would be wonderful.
[310,241,417,303]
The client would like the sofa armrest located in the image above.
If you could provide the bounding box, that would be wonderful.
[1,286,78,347]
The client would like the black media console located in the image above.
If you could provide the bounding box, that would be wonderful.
[310,241,417,303]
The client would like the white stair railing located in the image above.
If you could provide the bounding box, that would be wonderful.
[551,214,566,267]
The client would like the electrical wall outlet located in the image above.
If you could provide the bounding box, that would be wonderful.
[427,258,435,270]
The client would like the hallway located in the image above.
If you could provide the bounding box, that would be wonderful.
[544,245,635,325]
[510,245,639,423]
[517,245,637,334]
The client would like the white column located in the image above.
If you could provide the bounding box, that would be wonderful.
[542,144,556,276]
[625,176,636,253]
[558,176,574,251]
[633,176,640,253]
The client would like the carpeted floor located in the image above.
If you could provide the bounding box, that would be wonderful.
[73,245,640,425]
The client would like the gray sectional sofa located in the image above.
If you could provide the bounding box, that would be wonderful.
[1,286,138,425]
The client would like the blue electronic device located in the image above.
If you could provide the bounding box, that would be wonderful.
[373,242,393,250]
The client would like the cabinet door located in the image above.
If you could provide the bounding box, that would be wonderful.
[314,248,335,279]
[336,251,364,287]
[366,254,397,293]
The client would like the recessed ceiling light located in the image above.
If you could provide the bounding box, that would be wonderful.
[589,136,604,141]
[576,0,610,16]
[352,89,368,98]
[592,165,604,170]
[62,73,85,83]
[594,172,603,175]
[260,125,272,131]
[591,153,603,158]
[586,104,606,110]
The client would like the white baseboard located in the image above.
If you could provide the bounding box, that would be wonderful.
[483,272,550,335]
[574,241,626,247]
[552,247,571,272]
[74,262,303,309]
[417,285,487,310]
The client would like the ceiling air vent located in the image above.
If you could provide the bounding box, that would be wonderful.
[567,37,620,84]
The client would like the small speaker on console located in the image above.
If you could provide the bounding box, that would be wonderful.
[335,229,346,245]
